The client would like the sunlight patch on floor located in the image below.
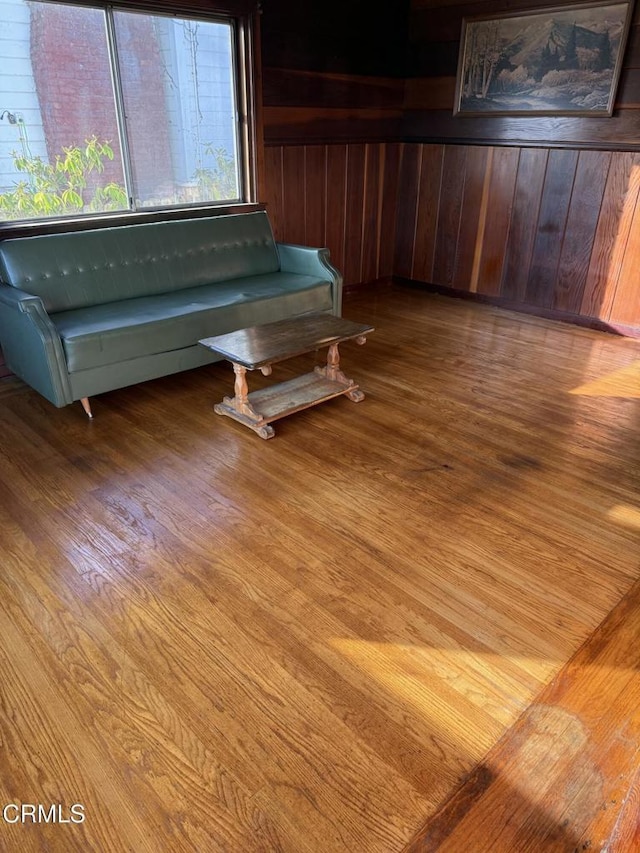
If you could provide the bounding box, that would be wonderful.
[330,638,558,751]
[569,360,640,398]
[607,503,640,531]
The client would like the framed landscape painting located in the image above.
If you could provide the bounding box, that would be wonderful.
[454,0,634,116]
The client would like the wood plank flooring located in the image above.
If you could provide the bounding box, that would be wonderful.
[405,575,640,852]
[0,283,638,851]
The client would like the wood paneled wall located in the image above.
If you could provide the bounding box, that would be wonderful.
[405,0,640,149]
[260,0,640,335]
[260,0,409,78]
[262,71,404,146]
[395,143,640,331]
[396,0,640,332]
[263,143,401,288]
[261,0,407,145]
[262,136,640,331]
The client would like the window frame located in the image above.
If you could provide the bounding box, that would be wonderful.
[0,0,262,237]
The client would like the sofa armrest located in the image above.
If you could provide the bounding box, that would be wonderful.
[0,283,73,406]
[276,243,343,316]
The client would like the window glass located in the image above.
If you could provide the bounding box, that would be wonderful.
[113,11,240,208]
[0,0,127,219]
[0,0,243,222]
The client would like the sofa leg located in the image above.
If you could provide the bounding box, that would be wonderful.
[80,397,93,419]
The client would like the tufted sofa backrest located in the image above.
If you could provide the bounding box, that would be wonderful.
[0,211,281,313]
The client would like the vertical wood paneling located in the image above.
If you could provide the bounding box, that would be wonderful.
[394,144,422,280]
[413,144,444,283]
[453,146,489,291]
[378,143,401,278]
[554,151,611,315]
[361,144,382,284]
[526,149,579,308]
[501,148,548,303]
[263,146,285,241]
[304,145,327,248]
[264,142,400,290]
[325,144,348,277]
[344,144,367,286]
[609,197,640,325]
[262,139,640,330]
[393,143,640,329]
[582,153,640,321]
[475,147,520,297]
[433,146,467,287]
[281,147,307,245]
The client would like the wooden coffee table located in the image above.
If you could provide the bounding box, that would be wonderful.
[199,313,374,439]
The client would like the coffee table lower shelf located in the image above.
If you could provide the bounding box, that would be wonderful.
[214,369,364,439]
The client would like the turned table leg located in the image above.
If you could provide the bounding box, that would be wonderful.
[214,362,275,439]
[314,342,365,402]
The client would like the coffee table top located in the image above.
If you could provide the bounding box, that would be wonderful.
[199,313,374,370]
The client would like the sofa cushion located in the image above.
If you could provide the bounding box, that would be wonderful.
[0,211,280,313]
[51,273,333,372]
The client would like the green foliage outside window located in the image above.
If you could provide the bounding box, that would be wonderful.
[0,137,128,220]
[193,144,238,201]
[0,136,237,219]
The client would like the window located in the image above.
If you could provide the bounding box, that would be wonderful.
[0,0,253,223]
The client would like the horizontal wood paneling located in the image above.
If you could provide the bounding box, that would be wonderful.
[259,0,407,151]
[395,142,640,329]
[406,0,640,150]
[263,69,405,109]
[261,66,404,145]
[263,143,401,287]
[260,0,409,78]
[402,110,640,150]
[262,106,403,146]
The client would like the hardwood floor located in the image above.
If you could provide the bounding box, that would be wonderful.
[0,283,638,852]
[405,574,640,852]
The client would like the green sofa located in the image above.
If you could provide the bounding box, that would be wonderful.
[0,211,342,416]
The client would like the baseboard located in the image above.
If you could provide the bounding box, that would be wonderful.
[344,276,394,296]
[394,277,640,340]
